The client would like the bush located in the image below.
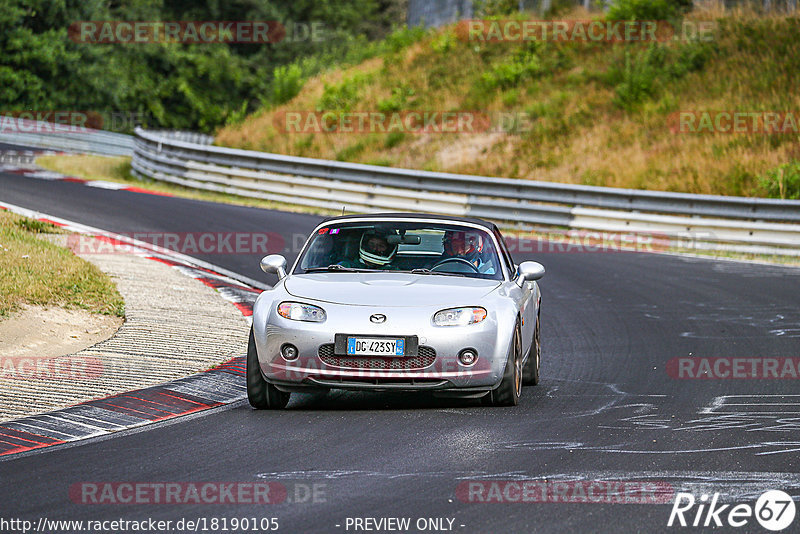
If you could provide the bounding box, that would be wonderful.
[606,41,712,110]
[607,46,662,110]
[482,48,544,91]
[759,162,800,199]
[431,31,457,55]
[383,25,428,55]
[384,131,405,148]
[474,0,519,16]
[336,141,366,161]
[317,73,372,112]
[377,85,416,113]
[270,64,305,107]
[607,0,692,22]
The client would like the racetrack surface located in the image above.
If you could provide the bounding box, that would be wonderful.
[0,142,44,151]
[1,168,799,533]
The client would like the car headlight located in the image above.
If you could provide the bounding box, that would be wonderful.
[277,302,326,322]
[433,307,487,327]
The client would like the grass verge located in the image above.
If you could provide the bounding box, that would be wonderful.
[0,210,124,320]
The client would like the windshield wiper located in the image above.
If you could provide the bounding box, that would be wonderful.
[304,264,369,273]
[408,268,460,277]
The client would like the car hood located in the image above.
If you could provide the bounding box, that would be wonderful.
[284,272,501,307]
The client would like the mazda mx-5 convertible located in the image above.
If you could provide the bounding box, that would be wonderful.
[247,213,544,408]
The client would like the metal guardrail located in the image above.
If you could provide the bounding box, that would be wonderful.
[143,130,214,146]
[131,127,800,255]
[0,118,136,156]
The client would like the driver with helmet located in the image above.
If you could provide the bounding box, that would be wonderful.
[339,230,398,269]
[438,230,484,269]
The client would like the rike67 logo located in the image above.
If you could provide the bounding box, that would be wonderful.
[668,490,796,531]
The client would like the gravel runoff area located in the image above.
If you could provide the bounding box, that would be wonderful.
[0,241,251,422]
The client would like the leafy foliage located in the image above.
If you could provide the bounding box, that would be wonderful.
[759,162,800,199]
[0,0,407,132]
[269,64,305,107]
[605,41,713,110]
[474,0,520,17]
[481,44,545,91]
[607,0,693,22]
[317,73,373,112]
[377,84,416,112]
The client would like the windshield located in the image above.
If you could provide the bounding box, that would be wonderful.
[294,221,505,280]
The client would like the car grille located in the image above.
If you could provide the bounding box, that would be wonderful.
[318,344,436,370]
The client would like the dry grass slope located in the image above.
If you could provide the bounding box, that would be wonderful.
[216,7,800,198]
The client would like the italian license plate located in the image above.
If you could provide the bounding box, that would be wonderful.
[347,337,405,357]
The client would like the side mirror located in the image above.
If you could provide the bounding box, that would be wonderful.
[515,261,545,286]
[260,254,287,280]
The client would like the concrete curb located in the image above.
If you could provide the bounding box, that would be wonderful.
[0,199,263,458]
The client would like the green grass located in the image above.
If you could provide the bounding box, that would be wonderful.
[0,210,124,319]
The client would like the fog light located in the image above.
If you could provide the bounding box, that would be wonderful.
[458,349,478,366]
[281,344,299,361]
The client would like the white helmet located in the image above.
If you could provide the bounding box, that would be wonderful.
[359,231,397,266]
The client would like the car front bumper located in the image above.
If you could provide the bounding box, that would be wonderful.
[252,299,514,394]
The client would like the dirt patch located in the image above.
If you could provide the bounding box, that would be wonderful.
[433,132,507,171]
[0,304,122,359]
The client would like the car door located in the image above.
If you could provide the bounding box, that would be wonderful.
[494,226,536,354]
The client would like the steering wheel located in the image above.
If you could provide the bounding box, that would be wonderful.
[431,257,480,273]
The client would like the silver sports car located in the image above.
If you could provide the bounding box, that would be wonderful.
[247,213,544,408]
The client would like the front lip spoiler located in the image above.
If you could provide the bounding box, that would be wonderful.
[266,378,495,396]
[307,377,449,390]
[268,362,492,380]
[266,376,450,391]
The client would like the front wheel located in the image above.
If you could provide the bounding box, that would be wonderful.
[484,321,522,407]
[522,313,540,386]
[247,327,290,409]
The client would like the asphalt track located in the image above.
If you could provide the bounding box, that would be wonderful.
[1,168,800,533]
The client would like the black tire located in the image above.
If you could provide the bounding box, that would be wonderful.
[484,321,522,407]
[247,327,290,409]
[522,313,540,386]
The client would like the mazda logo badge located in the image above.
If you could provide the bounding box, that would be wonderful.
[370,314,386,324]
